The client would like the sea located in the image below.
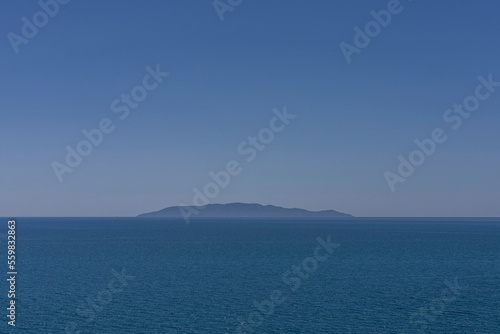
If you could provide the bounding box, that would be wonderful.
[1,217,499,333]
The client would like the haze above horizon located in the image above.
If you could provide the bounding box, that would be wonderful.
[2,0,500,217]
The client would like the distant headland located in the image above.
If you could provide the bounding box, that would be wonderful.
[138,203,352,218]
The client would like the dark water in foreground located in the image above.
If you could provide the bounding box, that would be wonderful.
[1,218,499,333]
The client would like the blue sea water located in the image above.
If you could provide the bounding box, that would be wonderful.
[1,218,499,333]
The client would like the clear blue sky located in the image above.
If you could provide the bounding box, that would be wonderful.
[1,0,500,217]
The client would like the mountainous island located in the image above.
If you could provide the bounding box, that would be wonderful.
[138,203,352,218]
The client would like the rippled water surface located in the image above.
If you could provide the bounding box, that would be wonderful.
[3,218,500,333]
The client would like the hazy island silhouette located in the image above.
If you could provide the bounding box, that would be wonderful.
[138,203,352,218]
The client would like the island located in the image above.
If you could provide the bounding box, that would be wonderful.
[138,203,352,218]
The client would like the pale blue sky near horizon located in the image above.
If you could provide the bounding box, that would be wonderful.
[1,0,500,217]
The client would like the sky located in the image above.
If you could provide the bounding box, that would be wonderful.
[1,0,500,217]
